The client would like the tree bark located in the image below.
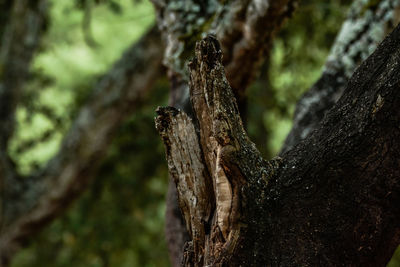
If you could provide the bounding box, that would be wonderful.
[282,0,400,153]
[156,23,400,266]
[151,1,298,264]
[0,0,48,246]
[0,0,48,149]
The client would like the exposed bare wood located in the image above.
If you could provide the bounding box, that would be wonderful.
[157,25,400,265]
[152,1,298,263]
[164,180,192,267]
[156,36,280,266]
[155,107,214,266]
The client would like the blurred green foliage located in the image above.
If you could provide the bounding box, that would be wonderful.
[11,90,170,266]
[9,0,400,266]
[9,0,154,174]
[389,246,400,267]
[11,0,172,266]
[247,0,351,157]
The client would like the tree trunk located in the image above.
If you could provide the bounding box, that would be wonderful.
[282,0,400,153]
[156,23,400,266]
[0,0,48,232]
[151,0,298,263]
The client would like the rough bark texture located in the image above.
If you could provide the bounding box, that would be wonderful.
[267,24,400,265]
[151,1,298,263]
[157,24,400,265]
[282,0,400,153]
[156,36,279,266]
[153,0,297,106]
[0,25,164,266]
[165,179,192,267]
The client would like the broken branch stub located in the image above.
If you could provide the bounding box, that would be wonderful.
[155,106,214,266]
[156,36,280,266]
[157,26,400,266]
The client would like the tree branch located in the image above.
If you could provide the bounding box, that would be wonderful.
[216,0,297,94]
[0,0,48,235]
[0,25,164,265]
[152,1,298,264]
[282,0,400,153]
[268,23,400,265]
[153,0,298,106]
[155,106,214,265]
[156,36,280,266]
[157,24,400,265]
[0,0,47,151]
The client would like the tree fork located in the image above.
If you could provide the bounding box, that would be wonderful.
[156,36,281,265]
[152,1,299,264]
[156,27,400,265]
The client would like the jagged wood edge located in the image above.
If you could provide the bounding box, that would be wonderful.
[157,22,400,265]
[156,36,281,266]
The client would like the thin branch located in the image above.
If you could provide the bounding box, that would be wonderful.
[215,0,297,93]
[82,0,99,48]
[153,0,298,106]
[0,0,47,149]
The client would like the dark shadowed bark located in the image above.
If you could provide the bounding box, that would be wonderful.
[154,0,400,263]
[0,0,48,243]
[151,1,298,263]
[282,0,400,153]
[1,0,399,266]
[0,0,48,150]
[156,23,400,266]
[165,179,191,267]
[0,25,164,266]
